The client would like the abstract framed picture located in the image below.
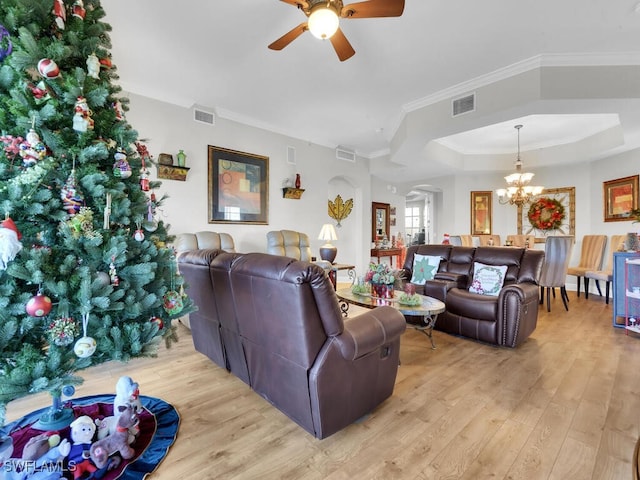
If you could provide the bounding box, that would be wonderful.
[517,186,575,242]
[470,191,492,235]
[603,175,639,222]
[207,146,269,224]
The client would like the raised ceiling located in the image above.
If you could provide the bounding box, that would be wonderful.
[102,0,640,181]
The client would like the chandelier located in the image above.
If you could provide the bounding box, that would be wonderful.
[496,124,544,206]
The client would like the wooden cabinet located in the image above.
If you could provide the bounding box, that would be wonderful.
[613,252,640,328]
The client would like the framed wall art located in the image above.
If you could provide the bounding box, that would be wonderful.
[603,175,639,222]
[470,191,492,235]
[207,146,269,224]
[517,187,575,242]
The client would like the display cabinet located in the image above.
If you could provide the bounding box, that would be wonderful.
[624,256,640,335]
[613,252,640,328]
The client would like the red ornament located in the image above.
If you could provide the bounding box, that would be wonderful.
[99,57,112,68]
[26,292,52,317]
[150,316,164,330]
[72,0,86,19]
[37,58,60,79]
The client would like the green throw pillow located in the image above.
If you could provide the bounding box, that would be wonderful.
[410,254,440,285]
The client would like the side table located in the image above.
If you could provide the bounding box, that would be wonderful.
[328,263,356,290]
[370,247,404,267]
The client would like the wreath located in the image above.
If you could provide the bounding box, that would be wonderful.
[527,197,565,231]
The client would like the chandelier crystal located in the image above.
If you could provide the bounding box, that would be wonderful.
[496,125,544,206]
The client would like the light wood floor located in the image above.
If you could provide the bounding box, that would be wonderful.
[6,289,640,479]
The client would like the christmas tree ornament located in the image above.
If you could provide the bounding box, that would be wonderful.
[26,291,52,317]
[0,216,23,270]
[133,227,145,242]
[72,0,86,19]
[60,169,84,215]
[113,150,132,178]
[99,56,112,68]
[163,262,184,315]
[150,316,164,330]
[0,24,13,62]
[162,290,183,315]
[72,96,94,132]
[0,134,23,159]
[27,81,50,103]
[37,58,61,79]
[53,0,66,29]
[143,199,158,231]
[94,271,111,287]
[109,257,119,286]
[139,167,150,192]
[103,192,112,229]
[65,207,101,240]
[19,129,47,166]
[74,314,96,358]
[113,100,124,120]
[48,317,78,346]
[86,53,100,79]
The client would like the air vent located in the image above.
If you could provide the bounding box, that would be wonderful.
[286,146,296,165]
[452,93,475,117]
[335,147,355,163]
[193,107,215,126]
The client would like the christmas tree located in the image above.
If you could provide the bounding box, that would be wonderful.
[0,0,193,426]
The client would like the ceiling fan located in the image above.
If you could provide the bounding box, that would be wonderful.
[268,0,405,61]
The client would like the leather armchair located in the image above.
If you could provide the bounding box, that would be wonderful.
[266,230,312,261]
[174,231,236,255]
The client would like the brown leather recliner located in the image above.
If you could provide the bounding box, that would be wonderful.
[401,245,544,347]
[178,250,406,439]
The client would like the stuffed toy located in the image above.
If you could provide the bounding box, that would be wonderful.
[89,405,138,470]
[0,217,22,271]
[0,433,70,480]
[95,376,142,444]
[67,415,98,480]
[114,376,143,417]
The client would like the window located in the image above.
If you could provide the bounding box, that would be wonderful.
[405,206,421,241]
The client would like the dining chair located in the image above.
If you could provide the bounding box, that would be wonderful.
[583,234,626,304]
[539,236,574,312]
[566,235,607,297]
[476,234,501,246]
[506,234,536,248]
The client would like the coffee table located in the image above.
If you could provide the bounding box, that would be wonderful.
[336,288,445,349]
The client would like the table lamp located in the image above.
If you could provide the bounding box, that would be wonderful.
[318,223,338,263]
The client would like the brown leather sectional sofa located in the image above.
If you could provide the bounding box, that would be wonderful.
[178,250,406,439]
[401,245,544,347]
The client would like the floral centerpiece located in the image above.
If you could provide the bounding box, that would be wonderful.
[527,197,565,231]
[365,262,404,298]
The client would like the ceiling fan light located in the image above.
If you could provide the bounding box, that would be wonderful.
[308,7,339,39]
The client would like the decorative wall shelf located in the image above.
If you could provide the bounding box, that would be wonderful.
[282,187,305,199]
[157,165,190,181]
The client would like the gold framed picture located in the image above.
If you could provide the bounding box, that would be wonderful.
[517,187,575,242]
[603,175,639,222]
[470,191,492,235]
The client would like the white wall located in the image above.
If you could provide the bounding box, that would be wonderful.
[125,93,373,275]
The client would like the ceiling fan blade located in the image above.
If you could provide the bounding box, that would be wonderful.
[268,23,308,50]
[341,0,405,18]
[329,27,355,61]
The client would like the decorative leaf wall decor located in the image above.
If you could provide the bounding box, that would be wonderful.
[328,194,353,227]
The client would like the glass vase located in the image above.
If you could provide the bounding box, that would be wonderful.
[370,282,394,299]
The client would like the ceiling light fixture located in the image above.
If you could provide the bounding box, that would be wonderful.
[307,4,340,39]
[496,125,544,206]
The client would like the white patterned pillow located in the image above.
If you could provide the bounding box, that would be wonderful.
[410,254,440,285]
[468,262,508,296]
